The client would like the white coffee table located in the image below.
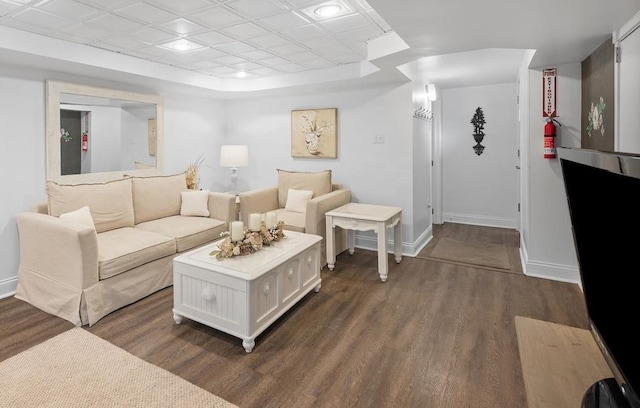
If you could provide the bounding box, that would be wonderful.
[172,231,322,353]
[325,203,402,282]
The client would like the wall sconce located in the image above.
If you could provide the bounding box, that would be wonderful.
[220,145,249,195]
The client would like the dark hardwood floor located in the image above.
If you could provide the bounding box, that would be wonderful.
[0,223,587,408]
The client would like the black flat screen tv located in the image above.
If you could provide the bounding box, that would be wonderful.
[557,147,640,408]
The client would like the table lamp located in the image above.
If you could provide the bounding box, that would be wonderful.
[220,145,248,195]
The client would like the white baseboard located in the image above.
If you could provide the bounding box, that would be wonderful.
[352,225,433,257]
[519,238,581,287]
[442,212,516,229]
[0,277,17,299]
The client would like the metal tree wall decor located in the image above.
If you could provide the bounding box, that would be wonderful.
[471,107,486,155]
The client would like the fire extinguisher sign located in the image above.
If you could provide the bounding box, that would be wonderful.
[543,68,557,118]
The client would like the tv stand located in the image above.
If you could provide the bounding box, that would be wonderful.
[582,378,632,408]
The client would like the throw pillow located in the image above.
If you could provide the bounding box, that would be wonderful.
[59,206,95,230]
[180,190,210,217]
[284,189,313,213]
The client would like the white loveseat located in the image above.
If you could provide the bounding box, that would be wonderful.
[15,173,236,326]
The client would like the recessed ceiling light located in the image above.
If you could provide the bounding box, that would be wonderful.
[236,71,248,78]
[314,4,342,17]
[158,39,205,52]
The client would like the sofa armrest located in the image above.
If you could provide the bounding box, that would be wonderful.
[238,187,279,225]
[305,189,352,236]
[16,212,99,290]
[207,191,237,224]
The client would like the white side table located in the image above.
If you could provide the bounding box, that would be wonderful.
[325,203,402,282]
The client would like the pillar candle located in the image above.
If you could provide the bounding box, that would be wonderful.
[265,211,277,227]
[231,221,244,241]
[249,213,261,231]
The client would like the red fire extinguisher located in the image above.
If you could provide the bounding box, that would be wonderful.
[544,118,558,159]
[82,132,88,152]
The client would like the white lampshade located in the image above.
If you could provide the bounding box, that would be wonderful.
[220,145,249,168]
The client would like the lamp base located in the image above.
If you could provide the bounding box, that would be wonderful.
[229,167,239,196]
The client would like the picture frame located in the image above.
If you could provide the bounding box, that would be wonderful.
[291,108,337,158]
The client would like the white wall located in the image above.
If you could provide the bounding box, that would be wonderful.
[522,63,580,283]
[440,83,519,228]
[223,83,424,252]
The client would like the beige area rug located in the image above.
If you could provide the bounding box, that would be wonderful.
[515,316,613,408]
[427,237,511,270]
[0,328,238,408]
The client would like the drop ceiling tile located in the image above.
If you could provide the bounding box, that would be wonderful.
[192,30,234,46]
[317,43,352,56]
[335,25,382,43]
[188,6,243,28]
[77,0,138,12]
[140,0,213,14]
[287,51,321,62]
[0,2,20,16]
[303,36,342,50]
[158,18,205,35]
[260,56,290,66]
[330,51,362,64]
[98,35,150,50]
[40,0,102,21]
[257,11,308,31]
[277,62,304,72]
[232,61,263,71]
[12,8,75,30]
[0,18,56,35]
[249,66,280,76]
[214,41,255,54]
[238,49,274,60]
[192,47,227,59]
[114,2,175,24]
[320,13,369,33]
[300,58,334,69]
[61,22,115,41]
[226,0,284,18]
[246,33,288,48]
[214,54,248,65]
[190,60,222,69]
[269,43,307,56]
[128,27,175,43]
[162,52,204,64]
[282,24,325,41]
[207,66,238,75]
[221,22,268,39]
[88,12,143,32]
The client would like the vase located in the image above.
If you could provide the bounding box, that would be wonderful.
[305,133,320,155]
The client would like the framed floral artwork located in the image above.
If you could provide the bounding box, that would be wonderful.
[291,108,337,158]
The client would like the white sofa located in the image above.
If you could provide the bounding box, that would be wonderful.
[238,169,351,266]
[15,173,236,327]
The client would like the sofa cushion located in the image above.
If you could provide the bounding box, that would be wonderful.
[97,227,176,280]
[277,169,331,208]
[59,206,95,230]
[180,190,210,217]
[131,173,187,224]
[136,215,227,252]
[272,209,305,233]
[47,179,134,233]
